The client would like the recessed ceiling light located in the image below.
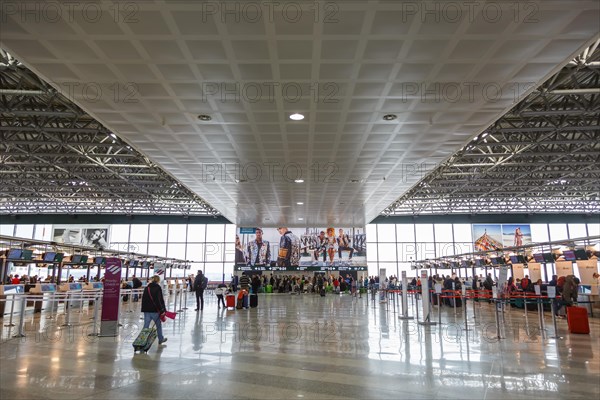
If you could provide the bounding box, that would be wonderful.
[290,113,304,121]
[383,114,397,121]
[297,202,304,205]
[294,179,304,183]
[198,114,212,121]
[298,218,304,221]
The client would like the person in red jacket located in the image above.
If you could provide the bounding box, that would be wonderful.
[520,275,530,291]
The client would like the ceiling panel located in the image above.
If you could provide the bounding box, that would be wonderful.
[1,0,599,226]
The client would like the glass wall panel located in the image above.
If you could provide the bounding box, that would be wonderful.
[34,224,53,241]
[548,224,568,241]
[167,243,186,260]
[568,224,587,239]
[377,243,397,261]
[588,223,600,237]
[452,224,472,242]
[416,242,436,260]
[396,224,415,242]
[15,225,34,239]
[366,243,378,262]
[110,225,130,243]
[224,243,235,263]
[149,224,168,242]
[187,225,206,242]
[435,224,453,242]
[225,224,237,243]
[206,224,225,241]
[135,242,148,255]
[168,224,187,242]
[0,225,15,236]
[377,224,396,242]
[187,244,205,262]
[415,224,434,242]
[530,224,549,242]
[397,243,417,262]
[205,263,225,281]
[366,224,377,241]
[206,243,224,262]
[148,243,167,257]
[130,224,149,243]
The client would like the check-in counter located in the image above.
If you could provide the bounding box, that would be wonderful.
[0,284,25,317]
[83,282,104,291]
[58,282,84,308]
[83,282,104,305]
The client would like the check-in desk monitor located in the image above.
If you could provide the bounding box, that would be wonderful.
[29,283,57,294]
[84,282,104,290]
[58,283,83,292]
[0,284,25,295]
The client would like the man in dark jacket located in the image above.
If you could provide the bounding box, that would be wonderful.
[194,271,208,311]
[131,275,142,302]
[141,275,167,344]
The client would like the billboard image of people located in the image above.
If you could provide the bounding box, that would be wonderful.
[236,227,366,267]
[501,224,532,248]
[52,225,110,250]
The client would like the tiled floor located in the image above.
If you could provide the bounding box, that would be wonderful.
[0,292,599,399]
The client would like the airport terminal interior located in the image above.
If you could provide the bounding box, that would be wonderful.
[0,1,599,399]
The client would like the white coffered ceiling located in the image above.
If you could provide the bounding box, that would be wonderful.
[1,0,599,226]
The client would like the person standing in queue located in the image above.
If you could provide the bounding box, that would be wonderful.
[141,275,168,345]
[194,270,208,312]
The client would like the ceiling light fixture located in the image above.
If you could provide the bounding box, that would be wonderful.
[290,113,304,121]
[294,179,304,183]
[297,202,304,205]
[197,114,212,121]
[298,218,304,221]
[383,114,397,121]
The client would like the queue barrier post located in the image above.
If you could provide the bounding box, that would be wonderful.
[415,292,420,322]
[492,288,504,340]
[4,294,16,327]
[62,293,72,327]
[13,294,26,338]
[537,296,547,339]
[463,293,470,332]
[471,291,478,324]
[89,292,100,337]
[550,300,563,340]
[437,293,442,325]
[182,287,188,311]
[399,288,414,320]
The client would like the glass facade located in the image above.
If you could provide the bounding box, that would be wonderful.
[0,223,233,281]
[366,222,598,278]
[2,221,598,281]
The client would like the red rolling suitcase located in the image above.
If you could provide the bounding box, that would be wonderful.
[226,294,236,309]
[566,306,590,334]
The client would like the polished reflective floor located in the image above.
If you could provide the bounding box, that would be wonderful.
[1,292,599,399]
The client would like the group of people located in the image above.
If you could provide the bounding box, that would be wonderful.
[311,228,355,264]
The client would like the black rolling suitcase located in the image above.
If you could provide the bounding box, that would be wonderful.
[320,287,326,297]
[250,293,258,308]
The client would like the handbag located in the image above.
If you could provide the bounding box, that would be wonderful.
[164,311,177,320]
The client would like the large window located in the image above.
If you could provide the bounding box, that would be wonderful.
[0,223,232,281]
[366,222,600,279]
